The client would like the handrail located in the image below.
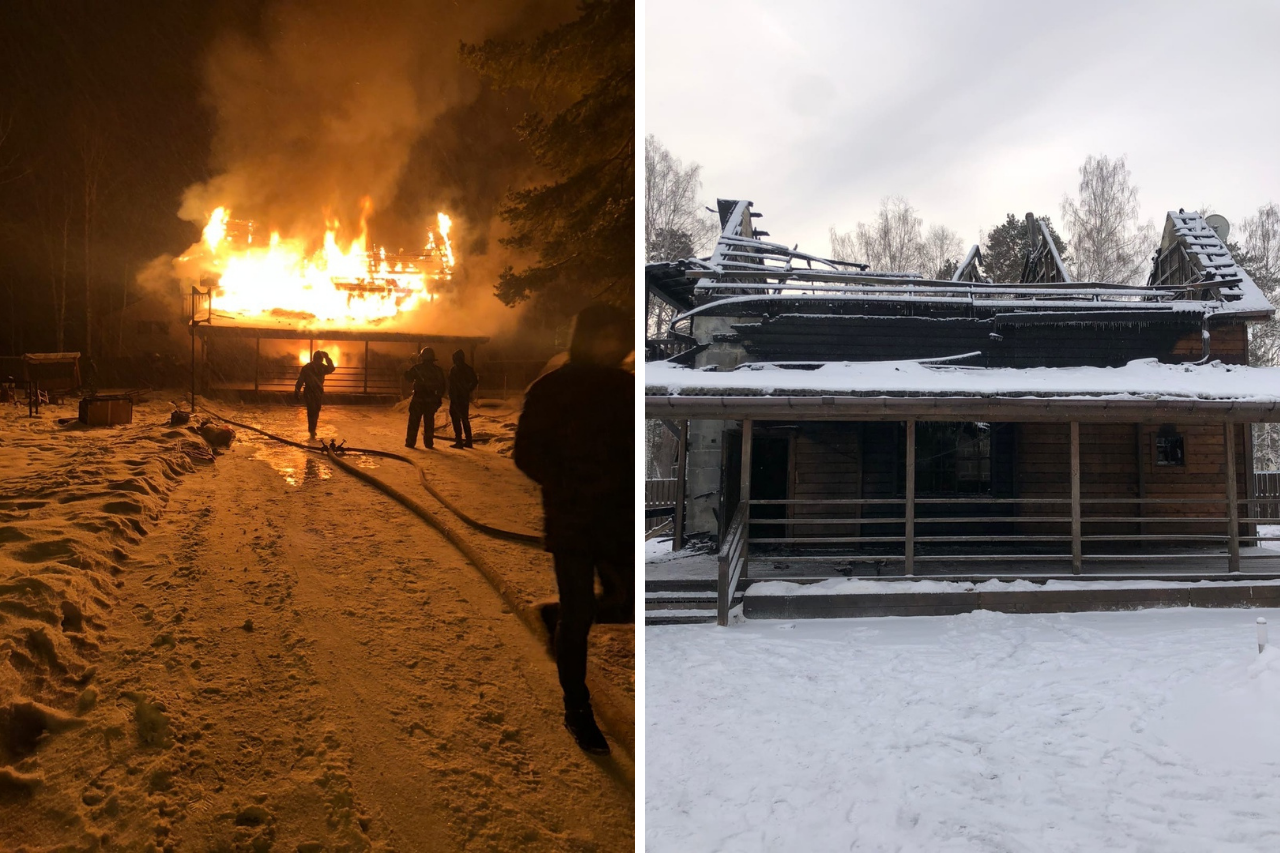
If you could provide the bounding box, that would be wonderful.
[740,493,1277,576]
[717,500,749,626]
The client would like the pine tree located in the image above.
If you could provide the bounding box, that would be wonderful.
[982,213,1070,283]
[461,0,633,313]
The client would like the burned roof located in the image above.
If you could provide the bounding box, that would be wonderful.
[647,202,1273,341]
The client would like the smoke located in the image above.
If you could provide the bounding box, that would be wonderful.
[166,0,574,337]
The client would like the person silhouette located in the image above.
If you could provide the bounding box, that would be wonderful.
[294,350,335,439]
[514,303,633,755]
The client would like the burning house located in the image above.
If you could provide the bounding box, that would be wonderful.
[180,203,486,399]
[646,200,1280,624]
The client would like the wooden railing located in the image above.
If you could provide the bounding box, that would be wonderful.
[745,495,1280,576]
[644,478,678,534]
[1255,472,1280,520]
[718,500,749,626]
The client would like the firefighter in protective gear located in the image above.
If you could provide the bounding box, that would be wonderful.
[514,303,633,755]
[294,350,335,438]
[447,349,479,449]
[404,347,446,448]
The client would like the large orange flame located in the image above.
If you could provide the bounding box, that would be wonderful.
[190,200,455,328]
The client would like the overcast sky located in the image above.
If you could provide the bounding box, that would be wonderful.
[646,0,1280,257]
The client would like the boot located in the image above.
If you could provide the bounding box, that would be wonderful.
[564,704,609,755]
[463,438,474,448]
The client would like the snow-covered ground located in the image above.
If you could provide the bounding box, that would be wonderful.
[648,609,1280,852]
[1,395,633,851]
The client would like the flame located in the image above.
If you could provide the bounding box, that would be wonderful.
[188,201,456,329]
[203,207,229,251]
[437,212,455,269]
[298,345,342,365]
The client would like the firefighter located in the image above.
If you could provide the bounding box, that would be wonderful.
[294,350,335,439]
[447,349,478,449]
[404,347,446,448]
[514,303,633,755]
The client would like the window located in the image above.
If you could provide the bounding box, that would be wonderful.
[915,422,991,494]
[1155,426,1185,466]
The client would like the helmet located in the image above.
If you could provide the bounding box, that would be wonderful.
[419,347,436,363]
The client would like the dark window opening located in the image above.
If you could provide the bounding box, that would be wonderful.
[1155,429,1185,466]
[916,422,991,495]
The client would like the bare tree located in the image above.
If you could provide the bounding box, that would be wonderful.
[830,197,932,273]
[78,124,108,359]
[33,169,75,353]
[1235,203,1280,469]
[828,226,858,263]
[1060,155,1154,284]
[645,134,716,263]
[856,197,925,272]
[921,224,965,280]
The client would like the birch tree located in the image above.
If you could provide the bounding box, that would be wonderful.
[644,134,716,263]
[921,224,964,280]
[1060,155,1153,284]
[1236,203,1280,469]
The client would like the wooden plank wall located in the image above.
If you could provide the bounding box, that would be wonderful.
[1171,325,1248,364]
[791,423,861,538]
[1017,422,1248,537]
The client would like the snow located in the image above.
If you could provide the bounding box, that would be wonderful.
[646,357,1280,403]
[749,577,1280,596]
[1,396,633,850]
[647,609,1280,851]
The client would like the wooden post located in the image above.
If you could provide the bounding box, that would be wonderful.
[363,340,370,394]
[1226,421,1240,573]
[253,337,260,393]
[1245,422,1257,539]
[905,419,916,576]
[740,418,753,578]
[1071,421,1082,574]
[674,419,689,551]
[1134,424,1145,541]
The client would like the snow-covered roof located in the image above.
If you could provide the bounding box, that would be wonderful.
[646,358,1280,405]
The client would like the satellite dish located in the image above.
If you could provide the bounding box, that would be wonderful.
[1205,214,1230,243]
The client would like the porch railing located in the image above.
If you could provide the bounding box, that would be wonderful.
[744,495,1280,577]
[1255,472,1280,520]
[717,500,749,626]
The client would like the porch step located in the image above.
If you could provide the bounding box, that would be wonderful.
[644,582,741,625]
[646,608,717,626]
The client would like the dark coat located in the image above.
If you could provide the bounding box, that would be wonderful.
[295,361,335,400]
[514,363,632,552]
[448,363,478,407]
[405,362,446,404]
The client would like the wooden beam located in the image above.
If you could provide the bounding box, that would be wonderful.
[1071,421,1082,574]
[905,419,915,576]
[674,419,689,551]
[740,418,753,581]
[1226,421,1240,573]
[253,337,260,393]
[363,340,370,394]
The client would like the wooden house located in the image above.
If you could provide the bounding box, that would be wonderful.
[645,201,1280,624]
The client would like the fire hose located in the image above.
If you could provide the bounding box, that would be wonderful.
[197,405,634,761]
